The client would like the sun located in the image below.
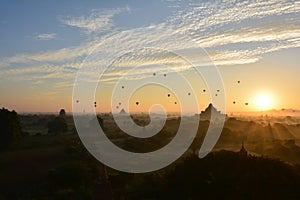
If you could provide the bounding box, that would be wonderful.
[254,94,273,110]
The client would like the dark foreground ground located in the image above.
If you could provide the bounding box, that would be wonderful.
[1,114,300,199]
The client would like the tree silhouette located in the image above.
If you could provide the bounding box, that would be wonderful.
[0,108,22,150]
[113,151,300,199]
[59,109,66,117]
[48,116,68,134]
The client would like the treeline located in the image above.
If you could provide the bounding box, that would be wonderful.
[111,151,300,199]
[0,108,22,150]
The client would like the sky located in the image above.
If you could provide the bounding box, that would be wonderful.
[0,0,299,114]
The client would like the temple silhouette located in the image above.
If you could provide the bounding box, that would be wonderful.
[199,103,226,121]
[119,108,127,115]
[239,141,248,157]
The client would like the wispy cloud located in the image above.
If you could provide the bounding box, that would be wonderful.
[59,6,130,34]
[35,33,57,40]
[1,40,99,66]
[1,0,299,87]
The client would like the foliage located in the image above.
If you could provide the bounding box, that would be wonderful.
[113,151,300,199]
[48,116,68,134]
[0,108,22,149]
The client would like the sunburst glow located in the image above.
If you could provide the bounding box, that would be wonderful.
[255,94,273,110]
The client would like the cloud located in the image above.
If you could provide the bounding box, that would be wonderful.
[0,39,100,66]
[194,25,300,48]
[169,0,298,35]
[1,0,299,87]
[35,33,57,40]
[59,6,130,34]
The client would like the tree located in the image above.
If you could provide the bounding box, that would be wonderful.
[59,109,66,117]
[0,108,22,150]
[48,116,68,134]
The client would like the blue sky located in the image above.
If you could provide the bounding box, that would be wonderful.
[0,0,172,56]
[0,0,299,113]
